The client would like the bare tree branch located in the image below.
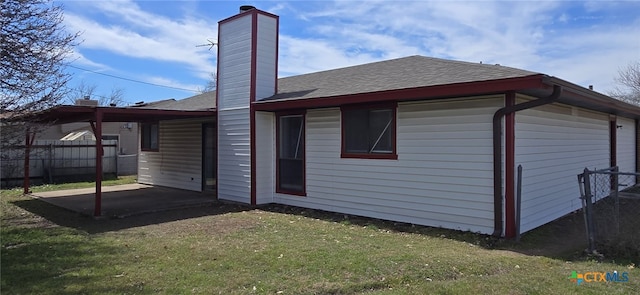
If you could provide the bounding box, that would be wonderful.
[609,61,640,105]
[104,87,126,106]
[66,81,127,106]
[1,0,80,166]
[200,72,217,93]
[65,80,96,104]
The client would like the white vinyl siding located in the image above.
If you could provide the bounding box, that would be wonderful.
[138,119,210,191]
[255,111,275,204]
[617,116,636,174]
[274,97,503,234]
[255,14,278,100]
[216,11,278,204]
[217,14,252,110]
[515,102,610,233]
[218,108,251,203]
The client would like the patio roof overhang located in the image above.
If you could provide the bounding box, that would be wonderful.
[19,105,216,217]
[25,105,216,124]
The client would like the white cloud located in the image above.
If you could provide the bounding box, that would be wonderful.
[278,35,382,77]
[276,0,639,93]
[67,50,111,70]
[61,0,640,99]
[144,76,202,93]
[531,18,640,92]
[279,1,559,69]
[64,0,217,79]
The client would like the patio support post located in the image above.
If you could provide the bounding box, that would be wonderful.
[23,126,36,194]
[90,109,104,216]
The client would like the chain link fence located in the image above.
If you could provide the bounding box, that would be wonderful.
[578,167,640,260]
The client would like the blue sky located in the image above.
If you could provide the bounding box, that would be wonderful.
[60,0,640,105]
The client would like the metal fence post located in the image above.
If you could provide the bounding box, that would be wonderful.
[47,143,53,183]
[582,168,596,253]
[578,167,640,258]
[515,165,523,242]
[612,166,620,236]
[115,151,119,176]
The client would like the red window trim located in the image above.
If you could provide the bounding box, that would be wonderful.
[340,102,398,160]
[275,111,307,196]
[140,122,159,152]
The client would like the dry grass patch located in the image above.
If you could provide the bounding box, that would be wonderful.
[2,181,639,294]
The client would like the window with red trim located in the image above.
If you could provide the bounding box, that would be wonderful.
[141,122,159,151]
[341,104,397,159]
[276,113,305,195]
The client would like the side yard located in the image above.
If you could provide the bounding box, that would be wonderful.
[1,180,638,294]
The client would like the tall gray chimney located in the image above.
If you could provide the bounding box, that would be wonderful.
[216,7,279,205]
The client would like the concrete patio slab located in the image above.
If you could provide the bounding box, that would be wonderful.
[30,184,217,218]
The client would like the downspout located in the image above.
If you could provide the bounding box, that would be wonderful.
[492,85,562,237]
[609,117,617,191]
[609,116,617,169]
[636,119,639,184]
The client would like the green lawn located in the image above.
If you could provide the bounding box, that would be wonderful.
[1,179,638,294]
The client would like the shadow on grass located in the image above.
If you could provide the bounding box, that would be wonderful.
[258,204,596,262]
[1,226,139,294]
[13,193,632,264]
[11,197,251,234]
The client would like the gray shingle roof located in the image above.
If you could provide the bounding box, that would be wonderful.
[163,55,540,109]
[265,55,539,101]
[135,92,215,111]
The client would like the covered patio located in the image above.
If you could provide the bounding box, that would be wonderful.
[22,104,216,217]
[30,183,217,218]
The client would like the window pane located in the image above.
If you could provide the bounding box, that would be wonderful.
[278,115,304,193]
[150,124,158,149]
[369,109,393,153]
[279,159,303,191]
[141,123,159,150]
[279,116,303,159]
[344,109,369,153]
[141,124,150,149]
[343,107,394,155]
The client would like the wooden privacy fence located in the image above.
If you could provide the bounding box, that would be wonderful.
[0,140,136,187]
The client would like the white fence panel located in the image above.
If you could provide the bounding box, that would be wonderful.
[1,140,120,187]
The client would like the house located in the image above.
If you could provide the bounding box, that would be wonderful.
[138,7,639,238]
[37,98,139,155]
[38,120,138,156]
[32,98,140,178]
[17,92,215,204]
[1,98,141,186]
[136,92,216,192]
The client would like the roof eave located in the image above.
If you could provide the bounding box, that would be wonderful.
[254,74,548,111]
[547,77,640,119]
[255,75,640,119]
[23,105,216,125]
